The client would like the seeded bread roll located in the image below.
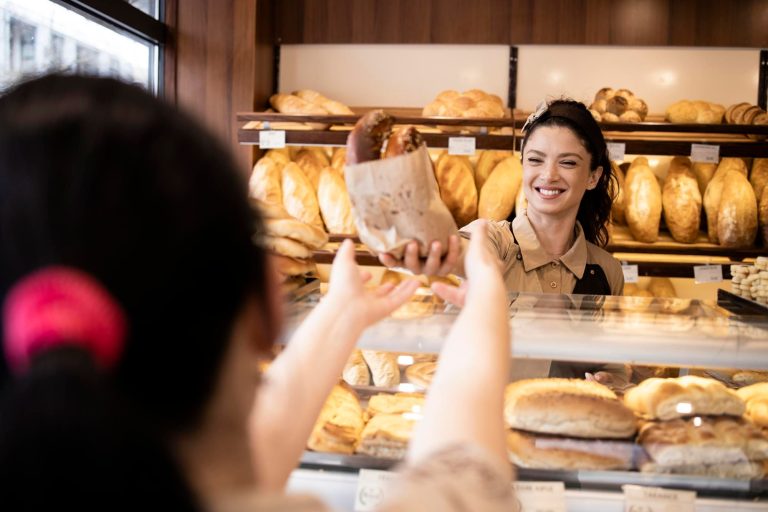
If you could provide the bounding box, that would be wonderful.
[504,378,637,438]
[506,429,636,470]
[624,376,745,421]
[662,157,701,243]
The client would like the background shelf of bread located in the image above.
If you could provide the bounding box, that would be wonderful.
[306,374,768,483]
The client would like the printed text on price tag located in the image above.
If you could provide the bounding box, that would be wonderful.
[259,130,286,149]
[690,144,719,164]
[448,137,476,155]
[355,469,396,512]
[694,264,723,284]
[622,264,639,283]
[512,481,566,512]
[607,142,626,162]
[623,484,695,512]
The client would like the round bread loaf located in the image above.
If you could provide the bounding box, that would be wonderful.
[503,378,638,438]
[606,96,628,116]
[506,429,635,470]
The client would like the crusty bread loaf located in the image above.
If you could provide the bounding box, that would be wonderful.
[434,152,478,227]
[294,149,323,190]
[717,170,757,248]
[761,186,768,245]
[367,392,425,417]
[475,150,512,190]
[647,277,676,298]
[624,375,745,420]
[263,148,291,166]
[750,159,768,201]
[503,378,637,438]
[662,157,701,243]
[281,162,324,231]
[610,162,626,225]
[625,161,662,242]
[269,93,329,130]
[293,89,354,116]
[307,383,364,454]
[506,429,635,470]
[703,158,746,243]
[638,416,768,466]
[271,254,316,277]
[249,157,283,205]
[342,350,370,387]
[405,362,437,389]
[331,147,346,175]
[356,414,416,459]
[361,351,400,388]
[666,100,724,124]
[692,162,716,196]
[317,167,356,235]
[264,218,328,249]
[515,182,528,215]
[478,156,522,221]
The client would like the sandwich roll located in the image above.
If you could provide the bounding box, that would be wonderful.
[506,429,635,470]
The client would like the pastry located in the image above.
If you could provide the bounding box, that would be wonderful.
[506,429,636,470]
[361,350,400,388]
[356,413,417,459]
[367,392,425,417]
[307,383,364,454]
[624,375,745,420]
[478,156,522,221]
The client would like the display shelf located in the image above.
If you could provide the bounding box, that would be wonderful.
[284,283,768,371]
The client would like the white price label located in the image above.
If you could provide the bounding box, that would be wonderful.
[355,469,396,512]
[448,137,476,155]
[693,264,723,284]
[622,264,639,283]
[607,142,626,162]
[690,143,719,164]
[623,485,695,512]
[259,130,286,149]
[512,481,566,512]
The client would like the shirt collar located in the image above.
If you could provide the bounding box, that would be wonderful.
[512,214,588,279]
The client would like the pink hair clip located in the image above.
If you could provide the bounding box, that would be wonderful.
[3,267,126,374]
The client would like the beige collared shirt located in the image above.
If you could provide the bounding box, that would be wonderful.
[462,214,624,296]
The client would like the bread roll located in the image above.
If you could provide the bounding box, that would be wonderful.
[281,162,324,230]
[738,383,768,428]
[623,375,745,420]
[317,167,356,235]
[342,350,370,387]
[367,392,425,417]
[264,148,291,166]
[478,156,522,221]
[264,218,328,249]
[356,414,416,459]
[750,159,768,201]
[610,162,626,225]
[692,162,716,196]
[475,150,512,190]
[627,97,648,120]
[625,161,662,242]
[503,378,637,438]
[662,157,701,243]
[436,89,460,102]
[606,96,628,116]
[594,87,615,102]
[269,93,329,130]
[434,152,478,227]
[307,383,364,454]
[293,89,354,116]
[506,430,635,470]
[361,350,400,388]
[717,170,757,248]
[666,100,698,123]
[602,112,620,123]
[272,254,316,277]
[619,110,641,123]
[405,362,437,389]
[248,157,282,206]
[591,99,608,114]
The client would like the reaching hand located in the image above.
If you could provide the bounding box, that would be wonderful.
[378,235,461,277]
[327,239,419,331]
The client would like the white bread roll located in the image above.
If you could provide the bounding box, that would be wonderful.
[478,156,522,221]
[624,376,745,420]
[625,161,662,242]
[662,157,701,243]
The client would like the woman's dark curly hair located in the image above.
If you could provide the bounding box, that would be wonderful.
[521,99,616,247]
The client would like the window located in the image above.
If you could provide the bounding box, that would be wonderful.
[0,0,165,92]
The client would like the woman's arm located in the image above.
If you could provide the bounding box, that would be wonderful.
[250,240,419,491]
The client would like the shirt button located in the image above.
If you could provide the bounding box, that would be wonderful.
[551,262,559,267]
[550,281,558,289]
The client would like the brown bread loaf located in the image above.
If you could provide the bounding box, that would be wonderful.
[281,162,324,231]
[761,186,768,245]
[625,160,662,242]
[692,162,716,196]
[434,152,478,227]
[317,167,357,235]
[478,156,522,221]
[717,170,757,248]
[662,157,701,243]
[703,158,749,243]
[383,126,424,159]
[750,158,768,201]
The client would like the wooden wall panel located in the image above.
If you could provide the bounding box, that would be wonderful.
[272,0,768,47]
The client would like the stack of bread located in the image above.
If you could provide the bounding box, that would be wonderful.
[625,375,768,478]
[422,89,507,133]
[703,157,757,248]
[356,392,425,459]
[730,258,768,304]
[724,103,768,139]
[307,383,365,454]
[666,100,726,124]
[504,379,638,470]
[342,350,400,388]
[588,88,649,123]
[268,89,353,130]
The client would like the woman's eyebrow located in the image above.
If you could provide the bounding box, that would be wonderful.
[557,152,583,160]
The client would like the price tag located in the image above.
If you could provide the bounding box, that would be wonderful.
[607,142,626,162]
[622,264,639,283]
[622,485,695,512]
[354,469,396,512]
[512,481,567,512]
[694,264,723,284]
[448,137,476,155]
[259,130,286,149]
[690,143,719,164]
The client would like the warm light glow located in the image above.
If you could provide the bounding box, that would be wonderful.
[693,417,702,427]
[397,355,414,365]
[398,383,417,393]
[403,412,423,421]
[676,402,693,414]
[410,405,422,413]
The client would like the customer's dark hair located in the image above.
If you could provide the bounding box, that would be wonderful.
[521,99,615,247]
[0,75,269,508]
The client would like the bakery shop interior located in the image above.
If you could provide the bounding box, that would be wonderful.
[1,1,768,510]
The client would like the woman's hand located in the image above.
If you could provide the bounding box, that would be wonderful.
[326,239,419,331]
[378,235,462,277]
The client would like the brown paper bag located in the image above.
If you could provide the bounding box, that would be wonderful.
[344,145,458,258]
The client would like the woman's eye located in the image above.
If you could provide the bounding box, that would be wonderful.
[527,157,543,164]
[560,160,577,167]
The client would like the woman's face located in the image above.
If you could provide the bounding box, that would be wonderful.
[522,125,602,222]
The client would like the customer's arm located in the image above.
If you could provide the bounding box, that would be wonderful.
[250,240,419,491]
